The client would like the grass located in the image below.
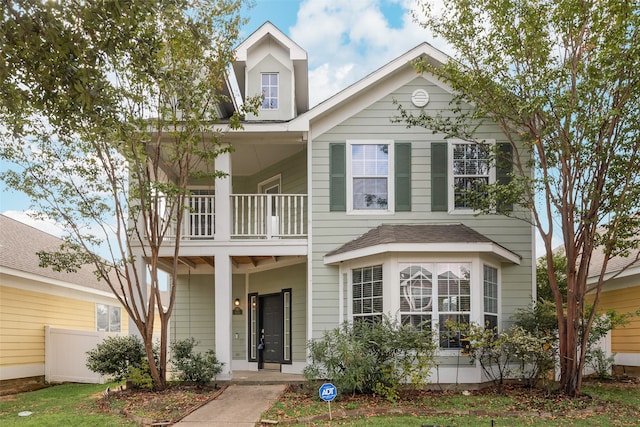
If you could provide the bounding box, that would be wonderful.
[0,378,637,426]
[0,382,136,426]
[261,378,640,426]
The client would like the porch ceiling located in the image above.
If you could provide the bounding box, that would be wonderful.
[159,255,276,270]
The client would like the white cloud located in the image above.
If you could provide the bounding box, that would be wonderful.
[290,0,437,106]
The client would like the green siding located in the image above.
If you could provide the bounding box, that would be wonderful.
[171,274,215,353]
[310,76,534,338]
[232,148,306,194]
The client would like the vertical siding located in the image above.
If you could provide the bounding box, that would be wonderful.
[0,285,128,368]
[310,77,534,336]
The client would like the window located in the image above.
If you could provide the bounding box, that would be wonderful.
[398,262,471,349]
[97,304,121,332]
[483,265,498,330]
[400,264,433,330]
[350,143,390,211]
[450,141,494,210]
[261,73,278,109]
[352,265,383,323]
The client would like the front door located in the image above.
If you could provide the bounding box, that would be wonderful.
[259,294,284,364]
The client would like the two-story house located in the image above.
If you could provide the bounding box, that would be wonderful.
[145,22,534,385]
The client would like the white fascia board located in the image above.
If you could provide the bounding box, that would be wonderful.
[235,22,307,62]
[213,121,309,133]
[586,265,640,286]
[323,242,521,265]
[0,267,118,300]
[291,42,450,130]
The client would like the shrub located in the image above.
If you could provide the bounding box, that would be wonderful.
[128,358,154,389]
[86,335,145,381]
[170,338,223,386]
[304,316,437,401]
[585,348,616,379]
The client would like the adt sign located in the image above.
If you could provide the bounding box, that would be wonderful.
[319,383,337,402]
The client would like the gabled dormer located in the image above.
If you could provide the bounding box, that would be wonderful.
[232,21,308,121]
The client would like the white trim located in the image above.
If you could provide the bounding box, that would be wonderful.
[615,353,640,367]
[587,265,640,285]
[258,174,282,194]
[0,268,119,302]
[235,22,307,62]
[324,242,521,266]
[0,364,44,381]
[346,140,395,214]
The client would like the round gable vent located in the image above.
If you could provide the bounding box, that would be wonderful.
[411,88,430,107]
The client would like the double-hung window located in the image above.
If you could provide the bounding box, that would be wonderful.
[261,73,278,109]
[450,141,494,211]
[97,304,121,332]
[352,265,383,323]
[349,142,392,211]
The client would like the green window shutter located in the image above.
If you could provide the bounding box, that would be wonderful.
[496,142,513,212]
[329,143,346,212]
[395,142,411,211]
[431,142,448,212]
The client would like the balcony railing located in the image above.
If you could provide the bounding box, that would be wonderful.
[231,194,307,239]
[167,194,307,240]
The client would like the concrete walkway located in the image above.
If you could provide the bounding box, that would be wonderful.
[174,383,287,426]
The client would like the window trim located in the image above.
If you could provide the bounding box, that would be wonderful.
[448,139,496,213]
[96,303,121,332]
[260,72,279,110]
[346,140,395,214]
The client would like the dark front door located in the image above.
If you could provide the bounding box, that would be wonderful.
[259,294,283,363]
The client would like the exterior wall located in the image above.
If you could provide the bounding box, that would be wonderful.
[233,148,307,194]
[170,273,215,353]
[589,274,640,370]
[246,51,294,121]
[0,279,128,385]
[310,76,534,340]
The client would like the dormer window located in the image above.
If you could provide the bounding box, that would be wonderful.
[261,73,279,109]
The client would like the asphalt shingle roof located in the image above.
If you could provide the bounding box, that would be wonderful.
[0,214,112,293]
[325,223,504,257]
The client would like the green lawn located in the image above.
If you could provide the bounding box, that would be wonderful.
[0,383,135,426]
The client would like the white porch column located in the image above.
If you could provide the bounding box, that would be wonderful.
[214,254,233,380]
[214,145,231,241]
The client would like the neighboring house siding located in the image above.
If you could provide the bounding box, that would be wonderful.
[597,285,640,354]
[310,77,533,337]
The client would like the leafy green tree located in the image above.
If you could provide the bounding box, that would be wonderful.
[536,253,567,303]
[400,0,640,396]
[1,0,258,390]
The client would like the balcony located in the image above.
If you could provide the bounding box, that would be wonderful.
[168,194,307,240]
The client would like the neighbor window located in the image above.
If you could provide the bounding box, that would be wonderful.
[451,141,493,210]
[261,73,278,109]
[97,304,121,332]
[350,143,390,211]
[352,265,383,323]
[399,262,471,349]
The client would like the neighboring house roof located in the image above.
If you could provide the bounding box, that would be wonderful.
[587,244,640,283]
[0,214,112,294]
[324,224,521,265]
